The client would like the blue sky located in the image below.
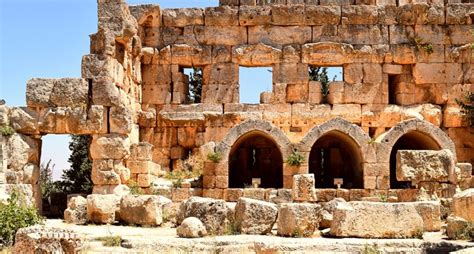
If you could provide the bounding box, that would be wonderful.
[0,0,340,180]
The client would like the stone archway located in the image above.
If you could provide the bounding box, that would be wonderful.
[376,119,457,189]
[228,131,283,188]
[299,118,371,189]
[215,120,292,188]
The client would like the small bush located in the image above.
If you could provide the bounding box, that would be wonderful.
[286,150,304,166]
[0,190,43,246]
[166,152,204,188]
[0,125,14,137]
[207,152,222,163]
[378,194,387,202]
[451,222,474,241]
[95,235,122,247]
[127,180,144,195]
[224,222,239,235]
[362,244,382,254]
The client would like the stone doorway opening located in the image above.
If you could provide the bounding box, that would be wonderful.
[228,131,283,188]
[389,131,441,189]
[309,131,363,189]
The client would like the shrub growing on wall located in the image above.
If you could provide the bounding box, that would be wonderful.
[458,92,474,127]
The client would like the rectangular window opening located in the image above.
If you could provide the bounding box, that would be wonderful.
[388,74,398,105]
[308,66,343,103]
[183,67,203,104]
[239,67,273,104]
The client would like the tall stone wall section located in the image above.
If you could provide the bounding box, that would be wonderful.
[0,0,472,203]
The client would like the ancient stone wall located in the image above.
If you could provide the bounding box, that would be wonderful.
[0,0,472,204]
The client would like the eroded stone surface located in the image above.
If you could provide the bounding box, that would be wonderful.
[235,197,278,235]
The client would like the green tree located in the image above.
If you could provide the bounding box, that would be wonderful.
[458,92,474,127]
[187,67,203,103]
[309,66,331,98]
[59,135,93,194]
[39,159,59,199]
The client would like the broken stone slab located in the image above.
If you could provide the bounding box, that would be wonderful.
[331,201,424,238]
[119,195,170,226]
[14,225,83,254]
[235,197,278,235]
[396,150,455,183]
[86,194,120,224]
[452,188,474,222]
[413,201,441,232]
[446,216,471,240]
[177,197,230,235]
[64,196,88,225]
[277,203,322,237]
[177,217,208,238]
[320,198,347,229]
[292,174,317,202]
[26,78,88,108]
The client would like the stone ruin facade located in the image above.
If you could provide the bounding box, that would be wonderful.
[0,0,473,209]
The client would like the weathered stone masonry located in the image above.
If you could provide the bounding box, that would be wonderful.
[0,0,473,206]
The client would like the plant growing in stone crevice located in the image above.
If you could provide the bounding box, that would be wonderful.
[414,38,434,55]
[207,152,222,163]
[457,92,474,127]
[286,150,304,167]
[0,125,14,137]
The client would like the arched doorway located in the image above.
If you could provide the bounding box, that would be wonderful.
[309,131,363,189]
[389,131,441,189]
[228,132,283,188]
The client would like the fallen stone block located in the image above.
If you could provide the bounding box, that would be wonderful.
[292,174,317,202]
[396,150,455,183]
[320,198,346,229]
[235,197,278,235]
[177,217,208,238]
[331,201,424,238]
[277,203,322,237]
[413,201,441,232]
[446,216,472,240]
[64,196,87,225]
[177,197,230,235]
[14,225,83,254]
[87,194,120,224]
[452,188,474,222]
[120,195,170,226]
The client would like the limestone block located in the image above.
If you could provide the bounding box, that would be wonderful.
[331,104,362,124]
[235,197,278,235]
[109,106,133,134]
[26,78,88,108]
[319,0,353,5]
[171,44,212,66]
[312,25,339,42]
[391,45,417,64]
[446,4,474,25]
[319,198,346,228]
[204,63,239,85]
[90,134,130,160]
[195,26,247,46]
[232,43,282,66]
[327,81,344,104]
[389,25,415,44]
[413,63,463,85]
[177,217,208,238]
[292,174,317,202]
[277,203,322,237]
[444,106,468,128]
[177,197,230,235]
[271,5,305,25]
[331,201,424,238]
[361,104,402,127]
[338,25,388,45]
[383,64,403,75]
[305,6,341,25]
[162,8,204,27]
[308,81,323,104]
[344,82,388,104]
[38,106,105,135]
[248,26,312,48]
[92,166,121,185]
[13,226,83,254]
[204,6,238,26]
[243,188,266,200]
[447,216,470,240]
[120,195,168,226]
[341,6,379,25]
[87,194,120,224]
[130,142,153,161]
[302,42,353,66]
[414,201,441,232]
[64,196,87,225]
[22,163,39,185]
[7,133,39,171]
[239,6,272,26]
[452,188,474,222]
[0,105,9,126]
[10,107,38,134]
[137,110,156,128]
[219,0,239,6]
[396,150,455,183]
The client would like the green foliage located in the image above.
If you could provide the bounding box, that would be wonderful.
[57,135,93,194]
[378,194,388,202]
[127,180,144,195]
[0,190,43,246]
[362,244,382,254]
[457,92,474,127]
[309,66,331,98]
[0,125,14,137]
[292,228,313,238]
[165,171,192,188]
[414,38,434,55]
[450,222,474,241]
[207,152,222,163]
[224,222,239,235]
[286,150,304,167]
[39,159,60,199]
[95,235,122,247]
[187,67,203,104]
